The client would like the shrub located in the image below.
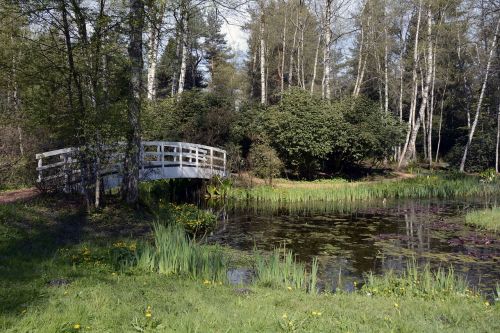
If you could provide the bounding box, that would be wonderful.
[264,88,343,178]
[248,143,283,184]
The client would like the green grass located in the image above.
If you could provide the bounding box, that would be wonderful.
[1,197,499,332]
[230,173,500,203]
[465,207,500,232]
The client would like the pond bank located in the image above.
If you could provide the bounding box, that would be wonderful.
[1,196,499,332]
[229,173,500,203]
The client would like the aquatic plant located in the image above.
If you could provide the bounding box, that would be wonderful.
[157,203,217,235]
[362,261,472,300]
[254,246,318,292]
[206,176,233,199]
[135,223,226,282]
[229,174,500,203]
[465,207,500,232]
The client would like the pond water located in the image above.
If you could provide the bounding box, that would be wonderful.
[207,198,500,293]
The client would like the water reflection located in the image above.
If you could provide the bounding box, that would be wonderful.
[208,198,500,292]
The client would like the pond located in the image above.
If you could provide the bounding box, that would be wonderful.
[207,198,500,293]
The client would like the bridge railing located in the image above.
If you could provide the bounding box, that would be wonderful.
[36,141,226,190]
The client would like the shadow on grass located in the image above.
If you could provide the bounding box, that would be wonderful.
[0,194,88,316]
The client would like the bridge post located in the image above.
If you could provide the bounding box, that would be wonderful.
[223,151,226,176]
[210,148,213,175]
[37,157,43,183]
[62,153,69,193]
[179,143,183,168]
[161,143,165,176]
[195,145,199,171]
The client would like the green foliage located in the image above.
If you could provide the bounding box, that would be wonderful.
[465,207,500,232]
[362,261,472,300]
[135,222,226,281]
[447,131,496,172]
[248,143,284,183]
[264,88,343,177]
[142,91,235,147]
[330,97,404,165]
[158,203,217,235]
[206,176,232,199]
[479,168,497,182]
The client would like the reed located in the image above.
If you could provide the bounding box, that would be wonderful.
[230,174,500,203]
[135,222,226,282]
[465,207,500,232]
[254,246,318,292]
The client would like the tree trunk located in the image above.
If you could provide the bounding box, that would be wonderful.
[289,11,298,88]
[460,19,500,172]
[496,101,500,173]
[146,3,165,100]
[280,6,287,96]
[323,0,332,100]
[398,0,423,168]
[384,25,389,115]
[435,73,448,163]
[177,14,188,99]
[310,33,322,95]
[122,0,144,205]
[260,9,266,105]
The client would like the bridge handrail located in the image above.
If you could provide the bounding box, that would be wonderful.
[36,141,227,188]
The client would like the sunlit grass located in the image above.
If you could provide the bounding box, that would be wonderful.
[465,207,500,232]
[230,174,500,203]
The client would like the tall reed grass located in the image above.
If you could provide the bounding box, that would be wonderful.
[254,247,318,293]
[230,174,500,203]
[135,223,226,282]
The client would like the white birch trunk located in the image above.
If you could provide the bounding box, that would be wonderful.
[281,8,287,95]
[398,0,423,168]
[177,15,188,100]
[310,33,322,95]
[260,11,267,105]
[323,0,332,100]
[460,19,500,172]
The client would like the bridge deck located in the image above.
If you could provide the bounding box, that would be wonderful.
[36,141,226,191]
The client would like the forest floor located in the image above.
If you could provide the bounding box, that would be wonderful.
[1,195,499,332]
[0,187,39,204]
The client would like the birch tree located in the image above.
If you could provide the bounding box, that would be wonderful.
[460,18,500,172]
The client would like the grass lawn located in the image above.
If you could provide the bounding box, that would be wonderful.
[1,196,499,332]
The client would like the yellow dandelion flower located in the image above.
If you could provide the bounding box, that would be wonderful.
[484,301,490,307]
[145,312,152,318]
[73,323,81,329]
[287,286,292,291]
[394,303,399,308]
[203,280,210,285]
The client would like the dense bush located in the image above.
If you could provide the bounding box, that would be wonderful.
[255,89,403,178]
[330,97,404,166]
[446,131,496,172]
[142,91,234,147]
[248,143,283,184]
[264,88,343,178]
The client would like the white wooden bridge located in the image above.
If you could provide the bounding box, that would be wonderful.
[36,141,226,191]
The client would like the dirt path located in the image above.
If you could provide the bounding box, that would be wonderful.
[0,188,40,204]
